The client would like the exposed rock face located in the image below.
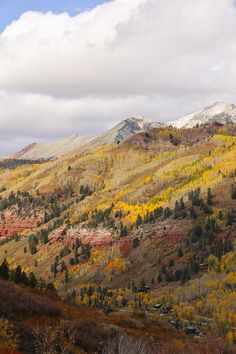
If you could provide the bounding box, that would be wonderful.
[0,213,39,239]
[12,142,38,159]
[66,226,115,249]
[102,115,163,144]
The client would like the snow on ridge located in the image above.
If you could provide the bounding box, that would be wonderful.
[8,102,236,161]
[168,102,236,128]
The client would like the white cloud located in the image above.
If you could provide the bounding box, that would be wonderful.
[0,0,236,154]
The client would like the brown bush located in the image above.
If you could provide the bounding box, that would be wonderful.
[102,334,156,354]
[74,319,123,352]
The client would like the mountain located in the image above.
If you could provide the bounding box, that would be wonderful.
[78,115,163,151]
[9,102,236,161]
[168,102,236,128]
[10,115,162,160]
[10,135,92,161]
[0,124,235,351]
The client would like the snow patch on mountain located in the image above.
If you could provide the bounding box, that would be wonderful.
[168,102,236,128]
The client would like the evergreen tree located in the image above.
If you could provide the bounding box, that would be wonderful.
[29,272,37,288]
[28,234,38,255]
[205,217,219,242]
[231,184,236,199]
[84,243,91,261]
[0,259,9,280]
[162,207,171,219]
[191,225,203,243]
[214,240,224,259]
[190,206,197,219]
[177,247,183,258]
[21,271,29,286]
[73,238,80,264]
[224,239,233,254]
[132,238,140,249]
[207,188,213,205]
[64,268,69,283]
[69,258,75,266]
[120,222,128,237]
[179,198,185,210]
[218,210,223,221]
[189,188,201,206]
[180,266,190,284]
[51,263,57,278]
[190,259,199,274]
[135,214,143,227]
[226,209,235,226]
[13,265,22,284]
[61,261,67,272]
[46,283,58,297]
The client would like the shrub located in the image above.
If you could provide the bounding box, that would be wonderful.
[103,334,156,354]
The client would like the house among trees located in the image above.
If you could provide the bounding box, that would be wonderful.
[153,303,163,309]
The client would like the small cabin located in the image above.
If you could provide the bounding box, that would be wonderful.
[137,285,151,293]
[153,303,162,309]
[185,326,200,335]
[199,263,208,271]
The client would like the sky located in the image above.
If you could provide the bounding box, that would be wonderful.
[0,0,106,32]
[0,0,236,155]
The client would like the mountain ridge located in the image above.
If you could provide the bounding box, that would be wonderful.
[168,101,236,128]
[9,115,162,161]
[7,102,236,161]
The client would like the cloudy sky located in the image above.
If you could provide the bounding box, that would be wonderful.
[0,0,236,155]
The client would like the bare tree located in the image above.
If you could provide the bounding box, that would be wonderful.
[34,326,76,354]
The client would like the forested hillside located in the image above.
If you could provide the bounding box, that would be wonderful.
[0,124,235,353]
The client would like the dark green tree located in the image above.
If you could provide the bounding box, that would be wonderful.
[29,272,37,288]
[207,188,213,205]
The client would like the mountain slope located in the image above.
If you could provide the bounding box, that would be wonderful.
[9,116,162,161]
[0,124,235,349]
[7,102,236,161]
[0,278,215,354]
[168,102,236,128]
[10,135,92,161]
[77,115,163,151]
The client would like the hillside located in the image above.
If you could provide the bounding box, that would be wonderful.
[0,124,235,352]
[0,277,227,354]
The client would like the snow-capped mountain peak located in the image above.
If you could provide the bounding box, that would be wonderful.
[80,116,163,148]
[120,115,161,136]
[168,102,236,128]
